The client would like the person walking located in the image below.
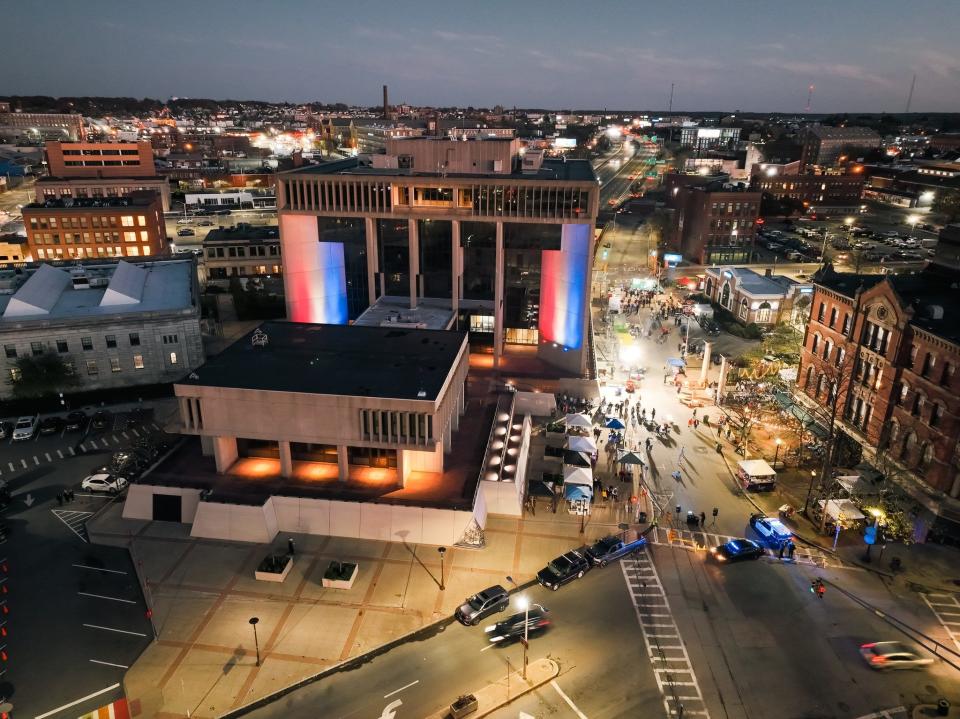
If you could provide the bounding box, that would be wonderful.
[651,408,656,420]
[692,408,697,419]
[693,418,700,430]
[678,446,687,464]
[700,511,706,527]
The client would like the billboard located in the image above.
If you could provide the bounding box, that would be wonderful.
[553,137,577,149]
[664,253,683,265]
[697,128,722,139]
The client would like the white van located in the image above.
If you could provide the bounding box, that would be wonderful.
[737,459,777,492]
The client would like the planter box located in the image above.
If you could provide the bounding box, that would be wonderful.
[321,561,358,590]
[255,554,293,583]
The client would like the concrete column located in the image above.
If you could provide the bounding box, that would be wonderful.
[337,445,349,483]
[408,218,419,309]
[451,220,461,317]
[494,221,505,369]
[443,416,452,453]
[700,342,712,384]
[717,356,729,405]
[178,397,190,429]
[365,217,378,307]
[452,397,461,431]
[396,448,406,488]
[213,436,238,474]
[279,440,293,478]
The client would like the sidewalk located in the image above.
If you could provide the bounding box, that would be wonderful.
[88,505,631,719]
[423,658,559,719]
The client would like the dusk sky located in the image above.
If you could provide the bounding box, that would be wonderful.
[6,0,960,112]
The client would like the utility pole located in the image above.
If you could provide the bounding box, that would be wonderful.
[668,83,675,114]
[805,84,815,113]
[905,74,916,114]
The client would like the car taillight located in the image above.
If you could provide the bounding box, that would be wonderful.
[861,643,876,649]
[871,655,886,664]
[536,620,550,627]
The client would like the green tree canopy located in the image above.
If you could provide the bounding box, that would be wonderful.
[932,188,960,223]
[11,352,79,399]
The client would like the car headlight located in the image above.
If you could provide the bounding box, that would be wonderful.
[489,636,504,643]
[484,625,496,633]
[716,554,726,561]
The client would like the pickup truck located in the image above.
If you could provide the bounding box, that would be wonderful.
[585,531,647,566]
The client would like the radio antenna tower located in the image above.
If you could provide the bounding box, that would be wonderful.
[905,74,916,113]
[805,84,815,113]
[668,82,674,113]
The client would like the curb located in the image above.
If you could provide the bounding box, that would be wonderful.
[423,658,560,719]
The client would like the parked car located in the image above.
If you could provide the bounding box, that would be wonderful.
[537,550,591,590]
[64,411,87,432]
[197,220,214,226]
[176,217,193,225]
[859,642,933,670]
[455,585,510,626]
[38,416,64,435]
[80,473,129,494]
[484,605,551,643]
[704,322,722,337]
[709,538,765,563]
[749,513,793,547]
[177,228,196,237]
[585,532,647,566]
[91,410,111,431]
[12,414,40,441]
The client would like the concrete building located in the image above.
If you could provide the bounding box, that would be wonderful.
[796,263,960,544]
[22,191,168,262]
[750,164,865,213]
[664,174,760,264]
[0,235,28,265]
[201,224,281,285]
[35,175,172,212]
[799,126,882,169]
[704,267,812,325]
[0,259,202,398]
[45,141,155,177]
[0,111,85,141]
[277,136,600,376]
[678,126,741,151]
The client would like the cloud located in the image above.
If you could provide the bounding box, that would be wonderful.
[352,25,405,42]
[755,59,888,85]
[433,30,501,45]
[911,49,960,79]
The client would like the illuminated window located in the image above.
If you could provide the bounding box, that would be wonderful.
[110,358,121,373]
[121,216,134,226]
[133,354,144,369]
[127,247,140,256]
[124,231,137,243]
[137,215,146,226]
[169,352,178,365]
[141,246,151,256]
[140,231,149,242]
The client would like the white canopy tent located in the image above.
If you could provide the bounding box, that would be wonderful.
[563,413,593,429]
[565,435,597,453]
[563,464,593,487]
[818,498,866,524]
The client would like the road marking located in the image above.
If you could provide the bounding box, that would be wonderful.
[83,623,147,637]
[73,564,127,575]
[550,680,588,719]
[78,591,136,604]
[6,463,12,472]
[151,423,160,430]
[131,428,140,437]
[111,435,119,444]
[20,459,27,469]
[921,593,960,651]
[68,446,75,455]
[122,431,129,438]
[45,452,52,462]
[622,549,710,719]
[383,680,419,699]
[479,643,496,652]
[89,659,129,669]
[34,682,121,719]
[80,442,87,451]
[57,449,64,458]
[52,509,93,542]
[33,455,40,465]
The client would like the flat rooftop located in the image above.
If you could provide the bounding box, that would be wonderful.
[353,297,455,331]
[178,320,467,401]
[23,194,158,211]
[203,224,279,243]
[288,156,597,183]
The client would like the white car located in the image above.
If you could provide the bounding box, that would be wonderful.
[859,641,933,670]
[12,414,39,441]
[176,217,193,225]
[80,473,129,494]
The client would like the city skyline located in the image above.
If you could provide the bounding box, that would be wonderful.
[4,0,960,113]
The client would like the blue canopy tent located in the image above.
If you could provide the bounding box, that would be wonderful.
[564,483,593,500]
[667,358,686,368]
[605,417,626,430]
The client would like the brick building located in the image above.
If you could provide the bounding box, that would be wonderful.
[201,224,281,286]
[0,110,84,141]
[664,174,760,264]
[22,191,168,262]
[750,164,864,214]
[799,126,881,170]
[45,141,155,177]
[796,262,960,543]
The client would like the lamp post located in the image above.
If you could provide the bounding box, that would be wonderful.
[803,470,818,516]
[773,437,783,469]
[515,596,530,679]
[249,617,261,667]
[437,547,446,591]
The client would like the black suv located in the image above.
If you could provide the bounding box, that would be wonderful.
[537,550,591,590]
[91,410,111,431]
[484,605,551,643]
[455,585,510,626]
[38,416,64,435]
[64,411,87,432]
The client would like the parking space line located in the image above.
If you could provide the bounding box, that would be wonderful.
[20,459,27,469]
[33,455,39,465]
[68,446,75,455]
[89,659,129,669]
[550,680,588,719]
[83,623,147,637]
[79,442,87,452]
[131,428,140,437]
[34,683,121,719]
[383,680,419,699]
[6,463,12,472]
[45,452,52,462]
[73,564,127,575]
[111,435,119,443]
[57,449,64,458]
[78,591,136,604]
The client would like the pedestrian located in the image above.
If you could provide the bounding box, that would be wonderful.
[68,488,75,502]
[688,418,694,428]
[715,441,722,454]
[288,537,295,556]
[663,373,669,385]
[56,492,63,506]
[678,342,683,353]
[651,408,656,420]
[676,385,682,395]
[700,511,706,526]
[692,408,697,419]
[678,446,687,463]
[787,540,796,560]
[778,542,785,559]
[693,419,700,430]
[703,415,710,428]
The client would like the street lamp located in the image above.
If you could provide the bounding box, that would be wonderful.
[249,617,261,667]
[773,437,783,469]
[515,595,530,679]
[437,547,446,591]
[803,470,818,516]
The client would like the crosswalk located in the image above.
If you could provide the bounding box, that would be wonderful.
[645,525,851,569]
[921,592,960,652]
[52,509,93,542]
[0,423,161,476]
[853,707,908,719]
[621,549,710,719]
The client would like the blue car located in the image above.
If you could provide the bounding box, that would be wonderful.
[749,513,793,548]
[585,533,647,567]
